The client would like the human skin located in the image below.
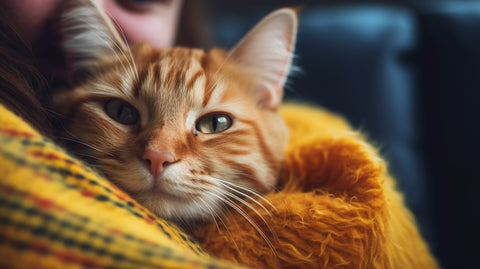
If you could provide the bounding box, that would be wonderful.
[4,0,183,79]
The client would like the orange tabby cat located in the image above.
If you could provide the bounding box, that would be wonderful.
[52,0,297,224]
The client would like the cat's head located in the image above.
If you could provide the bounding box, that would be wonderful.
[53,0,297,222]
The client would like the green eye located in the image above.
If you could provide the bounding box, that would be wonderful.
[104,99,139,125]
[196,114,232,134]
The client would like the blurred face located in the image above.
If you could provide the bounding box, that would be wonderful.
[96,0,183,48]
[5,0,183,78]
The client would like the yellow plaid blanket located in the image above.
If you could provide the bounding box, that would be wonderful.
[0,104,241,269]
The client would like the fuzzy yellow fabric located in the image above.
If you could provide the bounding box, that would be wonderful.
[0,102,439,269]
[0,104,242,269]
[193,103,439,269]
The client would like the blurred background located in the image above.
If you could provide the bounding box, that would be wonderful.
[178,0,480,268]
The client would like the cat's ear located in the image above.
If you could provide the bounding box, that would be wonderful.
[61,0,128,79]
[229,8,298,109]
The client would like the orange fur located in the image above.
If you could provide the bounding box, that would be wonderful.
[53,2,438,267]
[192,104,439,269]
[53,44,288,222]
[53,0,291,223]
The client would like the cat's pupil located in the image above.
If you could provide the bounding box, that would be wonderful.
[118,106,132,120]
[105,99,139,125]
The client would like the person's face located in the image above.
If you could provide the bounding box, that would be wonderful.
[5,0,183,77]
[93,0,183,48]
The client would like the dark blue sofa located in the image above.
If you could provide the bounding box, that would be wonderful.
[207,1,480,268]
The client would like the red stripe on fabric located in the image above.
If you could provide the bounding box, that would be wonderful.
[107,228,124,236]
[29,150,64,161]
[81,190,95,198]
[115,193,127,201]
[30,196,61,211]
[0,129,37,138]
[143,217,153,225]
[53,247,104,268]
[33,171,53,181]
[0,233,105,268]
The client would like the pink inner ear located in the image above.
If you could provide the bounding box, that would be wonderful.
[228,8,298,109]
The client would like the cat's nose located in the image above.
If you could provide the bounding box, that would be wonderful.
[142,150,176,177]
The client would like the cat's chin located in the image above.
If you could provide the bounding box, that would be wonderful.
[135,190,221,223]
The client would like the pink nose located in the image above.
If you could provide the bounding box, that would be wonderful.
[142,150,176,177]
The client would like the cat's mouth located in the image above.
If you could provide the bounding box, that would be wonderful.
[149,175,194,201]
[149,172,214,202]
[154,188,186,201]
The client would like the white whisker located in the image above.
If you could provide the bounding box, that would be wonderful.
[218,179,278,213]
[197,196,220,231]
[66,151,100,161]
[208,188,277,255]
[211,185,277,241]
[107,14,139,81]
[101,32,136,82]
[197,196,241,253]
[218,181,275,216]
[57,132,115,158]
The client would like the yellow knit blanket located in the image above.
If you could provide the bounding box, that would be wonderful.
[0,104,241,269]
[195,104,439,268]
[0,103,438,268]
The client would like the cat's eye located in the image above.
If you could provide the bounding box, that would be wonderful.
[196,114,232,134]
[104,99,139,125]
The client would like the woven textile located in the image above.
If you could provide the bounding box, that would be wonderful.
[0,104,241,269]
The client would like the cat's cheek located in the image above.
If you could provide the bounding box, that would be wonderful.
[157,164,211,196]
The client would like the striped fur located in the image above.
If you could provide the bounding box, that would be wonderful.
[53,0,296,224]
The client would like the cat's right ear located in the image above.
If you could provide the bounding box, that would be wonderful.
[61,0,128,81]
[228,8,298,109]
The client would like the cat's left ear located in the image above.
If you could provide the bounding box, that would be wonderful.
[229,8,298,109]
[61,0,128,79]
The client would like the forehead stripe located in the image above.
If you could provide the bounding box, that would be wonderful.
[186,70,204,91]
[132,68,149,97]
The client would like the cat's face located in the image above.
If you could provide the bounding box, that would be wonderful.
[54,0,297,222]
